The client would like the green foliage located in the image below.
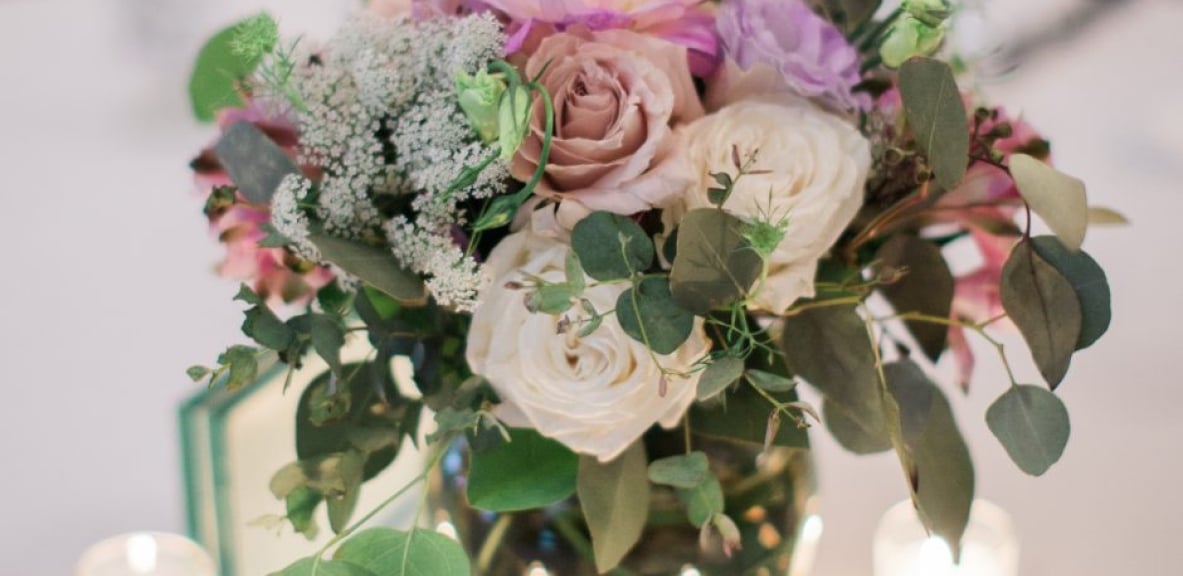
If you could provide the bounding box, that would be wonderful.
[781,305,887,451]
[229,12,280,61]
[310,315,346,377]
[676,475,725,527]
[270,558,376,576]
[571,212,654,281]
[822,399,892,454]
[335,528,471,576]
[691,381,810,449]
[1030,236,1111,350]
[189,17,270,122]
[898,57,969,191]
[309,233,428,305]
[243,305,297,351]
[214,121,300,204]
[217,345,261,390]
[186,365,211,382]
[647,452,710,489]
[669,209,763,315]
[1010,154,1089,251]
[577,443,651,573]
[525,284,578,315]
[325,451,365,534]
[819,0,882,33]
[696,357,744,401]
[885,361,974,560]
[467,427,579,511]
[1001,242,1082,388]
[285,486,322,539]
[295,369,402,481]
[615,278,695,355]
[745,370,797,393]
[876,235,954,361]
[987,385,1071,476]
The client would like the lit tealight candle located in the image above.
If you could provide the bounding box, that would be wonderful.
[76,532,216,576]
[874,500,1019,576]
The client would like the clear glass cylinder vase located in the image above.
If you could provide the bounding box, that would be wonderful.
[428,429,817,576]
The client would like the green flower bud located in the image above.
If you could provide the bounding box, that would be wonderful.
[904,0,953,28]
[455,69,507,144]
[879,13,947,68]
[498,84,532,161]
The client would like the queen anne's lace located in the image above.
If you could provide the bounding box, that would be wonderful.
[280,13,505,309]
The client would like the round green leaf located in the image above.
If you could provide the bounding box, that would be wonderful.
[676,475,724,527]
[822,399,892,455]
[270,558,376,576]
[571,212,654,281]
[1000,242,1083,388]
[648,452,710,489]
[668,208,763,315]
[898,57,970,191]
[615,278,694,355]
[296,369,400,481]
[987,385,1071,476]
[334,528,471,576]
[1030,236,1111,350]
[189,18,270,122]
[1010,154,1088,251]
[745,369,797,393]
[696,357,744,401]
[467,427,578,512]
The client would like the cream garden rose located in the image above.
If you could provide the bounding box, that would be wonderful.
[669,97,871,313]
[466,229,709,462]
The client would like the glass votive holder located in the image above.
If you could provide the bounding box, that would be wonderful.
[873,499,1019,576]
[75,532,217,576]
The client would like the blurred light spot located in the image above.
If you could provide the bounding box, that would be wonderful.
[758,522,782,549]
[125,534,158,574]
[743,505,767,523]
[435,521,458,540]
[679,565,702,576]
[915,537,955,575]
[801,514,823,543]
[525,561,550,576]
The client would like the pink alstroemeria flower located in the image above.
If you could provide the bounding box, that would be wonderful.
[192,105,333,308]
[484,0,720,76]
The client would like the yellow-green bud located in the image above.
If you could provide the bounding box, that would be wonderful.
[455,69,507,144]
[880,13,946,68]
[498,84,532,161]
[904,0,953,27]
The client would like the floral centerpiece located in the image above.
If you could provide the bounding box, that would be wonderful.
[185,0,1119,574]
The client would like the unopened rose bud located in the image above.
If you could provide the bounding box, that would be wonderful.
[456,69,507,145]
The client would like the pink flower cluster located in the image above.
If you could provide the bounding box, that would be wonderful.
[191,106,333,308]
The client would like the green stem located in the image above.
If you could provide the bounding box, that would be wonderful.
[881,311,1022,387]
[475,514,513,574]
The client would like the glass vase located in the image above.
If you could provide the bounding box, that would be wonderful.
[428,429,818,576]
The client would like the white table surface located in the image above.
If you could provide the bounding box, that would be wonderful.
[0,0,1179,574]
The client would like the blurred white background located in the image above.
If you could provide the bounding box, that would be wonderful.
[0,0,1179,574]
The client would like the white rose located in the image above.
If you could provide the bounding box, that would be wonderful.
[667,97,871,313]
[466,229,710,462]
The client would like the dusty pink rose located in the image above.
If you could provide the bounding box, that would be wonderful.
[486,0,719,75]
[512,27,704,228]
[192,105,333,307]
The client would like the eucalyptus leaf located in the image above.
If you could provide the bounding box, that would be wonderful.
[822,399,892,455]
[285,486,322,540]
[189,19,270,122]
[676,475,725,527]
[571,212,653,281]
[648,452,710,489]
[876,235,954,361]
[987,385,1070,476]
[296,369,400,481]
[898,57,969,191]
[1009,154,1088,251]
[669,209,763,315]
[243,305,296,352]
[1087,206,1129,225]
[691,382,809,449]
[310,315,346,377]
[578,443,651,573]
[325,450,365,534]
[334,528,470,576]
[615,278,695,355]
[885,361,975,560]
[309,233,428,305]
[270,558,377,576]
[467,427,578,511]
[782,305,886,443]
[217,345,260,390]
[1030,236,1110,350]
[697,357,744,401]
[746,370,797,393]
[525,284,576,315]
[1000,242,1082,388]
[214,121,299,204]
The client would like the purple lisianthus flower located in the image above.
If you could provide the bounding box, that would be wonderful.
[717,0,865,111]
[484,0,720,76]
